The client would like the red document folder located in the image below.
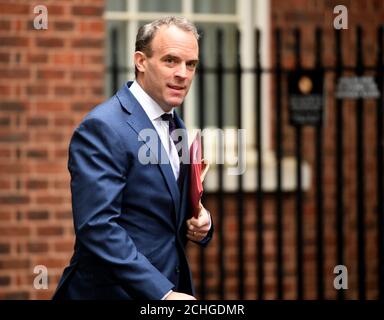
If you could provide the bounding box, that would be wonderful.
[189,132,207,218]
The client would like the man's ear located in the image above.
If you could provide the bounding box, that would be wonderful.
[134,51,146,73]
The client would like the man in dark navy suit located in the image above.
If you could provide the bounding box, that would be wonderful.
[53,16,213,300]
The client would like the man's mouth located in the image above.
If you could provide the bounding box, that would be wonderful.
[168,84,185,91]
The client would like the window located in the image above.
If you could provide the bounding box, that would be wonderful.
[104,0,282,191]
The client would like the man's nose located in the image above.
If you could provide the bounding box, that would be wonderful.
[175,63,187,79]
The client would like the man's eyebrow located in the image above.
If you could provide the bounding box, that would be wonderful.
[162,54,179,59]
[187,59,199,65]
[161,54,198,61]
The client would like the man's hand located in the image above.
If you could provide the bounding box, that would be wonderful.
[165,291,196,300]
[186,203,211,242]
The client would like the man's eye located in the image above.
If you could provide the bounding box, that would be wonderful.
[165,57,175,63]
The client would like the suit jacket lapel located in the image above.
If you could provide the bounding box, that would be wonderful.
[116,83,181,218]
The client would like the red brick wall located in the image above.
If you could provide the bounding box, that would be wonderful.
[0,0,105,299]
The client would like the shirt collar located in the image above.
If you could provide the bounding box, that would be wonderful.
[129,80,174,121]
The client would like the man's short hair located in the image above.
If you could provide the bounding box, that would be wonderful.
[134,16,200,76]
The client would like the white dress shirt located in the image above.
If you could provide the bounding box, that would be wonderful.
[129,81,180,179]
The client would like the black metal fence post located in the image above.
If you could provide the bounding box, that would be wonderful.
[293,28,304,300]
[235,29,245,300]
[334,28,345,301]
[197,34,206,300]
[255,28,265,300]
[355,26,366,300]
[111,27,119,94]
[314,27,325,300]
[215,29,226,300]
[376,25,384,301]
[274,28,284,300]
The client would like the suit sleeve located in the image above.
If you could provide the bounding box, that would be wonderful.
[69,117,174,299]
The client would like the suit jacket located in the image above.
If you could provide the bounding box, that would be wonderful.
[53,82,213,300]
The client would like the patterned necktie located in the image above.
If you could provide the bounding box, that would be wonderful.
[161,113,186,189]
[161,113,181,157]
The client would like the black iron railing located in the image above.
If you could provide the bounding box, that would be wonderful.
[107,25,384,300]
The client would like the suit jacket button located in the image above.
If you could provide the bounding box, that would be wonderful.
[175,266,180,273]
